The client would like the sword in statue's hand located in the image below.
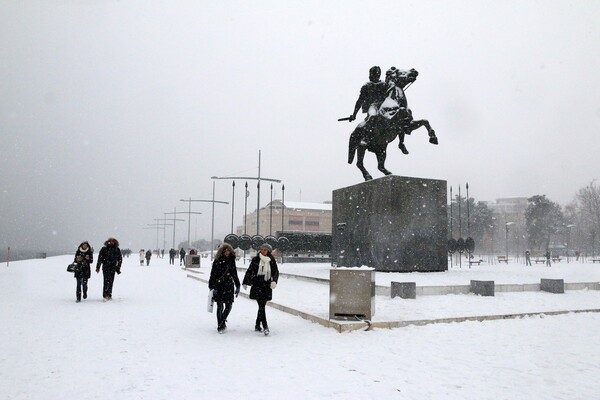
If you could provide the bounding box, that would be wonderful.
[338,116,355,122]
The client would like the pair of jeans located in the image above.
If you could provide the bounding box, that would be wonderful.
[76,277,88,299]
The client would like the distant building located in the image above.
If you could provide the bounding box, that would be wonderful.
[483,197,528,257]
[236,200,332,237]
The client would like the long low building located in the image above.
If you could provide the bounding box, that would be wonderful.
[236,200,332,237]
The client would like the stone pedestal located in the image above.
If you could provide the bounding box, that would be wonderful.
[540,279,564,293]
[185,254,201,268]
[329,268,375,320]
[391,282,417,299]
[470,280,495,296]
[332,175,447,272]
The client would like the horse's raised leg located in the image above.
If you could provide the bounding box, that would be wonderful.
[376,148,393,176]
[406,119,438,145]
[355,146,372,181]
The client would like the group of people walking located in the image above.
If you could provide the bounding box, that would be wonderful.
[208,242,279,335]
[72,237,122,302]
[71,238,281,335]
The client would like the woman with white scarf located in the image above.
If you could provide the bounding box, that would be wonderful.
[242,243,279,335]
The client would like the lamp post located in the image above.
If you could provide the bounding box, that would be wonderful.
[178,198,204,249]
[144,224,166,251]
[163,208,185,249]
[181,182,229,260]
[211,150,282,237]
[505,222,515,260]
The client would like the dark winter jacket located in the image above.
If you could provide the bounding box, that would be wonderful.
[243,253,279,301]
[96,238,122,273]
[145,250,152,260]
[74,241,93,280]
[208,245,240,303]
[179,248,186,258]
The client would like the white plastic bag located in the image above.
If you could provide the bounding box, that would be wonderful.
[207,289,214,313]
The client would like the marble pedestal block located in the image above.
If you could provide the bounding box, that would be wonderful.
[391,282,417,299]
[329,268,375,320]
[332,175,448,272]
[540,279,564,293]
[470,280,495,296]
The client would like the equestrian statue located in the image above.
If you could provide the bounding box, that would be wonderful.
[340,66,438,181]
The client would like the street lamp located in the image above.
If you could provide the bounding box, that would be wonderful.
[181,182,229,260]
[179,198,204,249]
[505,222,515,260]
[211,149,281,237]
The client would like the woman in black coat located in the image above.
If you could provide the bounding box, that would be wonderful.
[242,243,279,335]
[95,237,122,301]
[208,243,240,333]
[73,241,93,302]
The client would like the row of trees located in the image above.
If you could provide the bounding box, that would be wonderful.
[448,180,600,257]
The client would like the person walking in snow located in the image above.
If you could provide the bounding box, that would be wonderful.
[179,248,186,266]
[139,249,145,266]
[545,250,552,267]
[73,241,93,302]
[96,237,122,301]
[169,248,176,265]
[525,250,532,266]
[242,243,279,335]
[208,243,241,333]
[145,249,152,266]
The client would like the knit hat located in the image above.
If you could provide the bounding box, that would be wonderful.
[260,243,272,252]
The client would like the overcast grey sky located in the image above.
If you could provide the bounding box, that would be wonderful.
[2,0,600,252]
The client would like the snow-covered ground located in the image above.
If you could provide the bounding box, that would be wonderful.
[2,255,600,399]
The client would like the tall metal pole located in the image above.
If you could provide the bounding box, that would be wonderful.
[231,181,235,234]
[187,197,191,248]
[211,180,216,259]
[450,186,453,239]
[466,182,470,238]
[270,183,273,236]
[257,150,261,236]
[179,198,204,249]
[281,184,285,264]
[281,184,285,235]
[244,181,248,234]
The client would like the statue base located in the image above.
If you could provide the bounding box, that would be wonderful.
[332,175,448,272]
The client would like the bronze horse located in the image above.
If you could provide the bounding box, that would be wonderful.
[348,68,438,181]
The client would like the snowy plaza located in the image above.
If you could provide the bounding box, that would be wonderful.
[2,255,600,399]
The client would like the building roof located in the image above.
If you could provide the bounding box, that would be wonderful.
[267,200,332,211]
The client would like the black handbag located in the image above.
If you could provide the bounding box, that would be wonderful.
[67,263,81,273]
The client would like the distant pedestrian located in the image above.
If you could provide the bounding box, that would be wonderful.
[161,249,165,259]
[145,250,152,266]
[208,244,241,333]
[575,250,580,261]
[73,241,93,302]
[139,249,145,266]
[169,248,176,265]
[525,250,532,266]
[242,243,279,336]
[96,238,122,301]
[179,248,186,266]
[545,250,552,267]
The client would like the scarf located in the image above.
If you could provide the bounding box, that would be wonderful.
[257,253,271,281]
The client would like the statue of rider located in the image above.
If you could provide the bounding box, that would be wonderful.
[348,66,388,122]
